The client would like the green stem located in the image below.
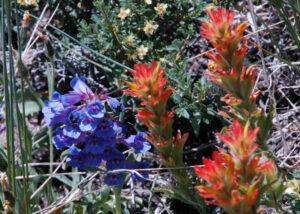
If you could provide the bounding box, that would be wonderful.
[15,5,30,214]
[113,187,122,214]
[1,0,12,190]
[5,0,16,195]
[48,59,55,174]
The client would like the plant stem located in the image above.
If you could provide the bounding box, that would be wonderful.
[4,0,16,195]
[113,187,122,214]
[1,0,12,189]
[48,58,55,174]
[15,3,30,214]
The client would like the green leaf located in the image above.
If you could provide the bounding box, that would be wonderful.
[176,107,190,119]
[293,170,300,179]
[165,39,183,51]
[190,112,202,136]
[0,147,8,172]
[18,100,41,116]
[292,200,300,214]
[54,175,73,187]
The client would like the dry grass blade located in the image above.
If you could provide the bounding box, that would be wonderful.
[30,156,67,199]
[22,3,48,57]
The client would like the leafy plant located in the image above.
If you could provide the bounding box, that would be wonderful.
[77,0,219,137]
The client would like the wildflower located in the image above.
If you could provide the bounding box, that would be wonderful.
[195,121,278,213]
[172,130,189,155]
[86,100,105,118]
[123,132,151,153]
[136,45,148,60]
[201,7,236,42]
[194,151,259,213]
[216,120,259,163]
[106,151,125,170]
[247,156,277,181]
[194,152,238,193]
[18,0,37,6]
[52,127,80,149]
[123,61,192,200]
[123,62,174,142]
[155,3,168,15]
[114,121,132,139]
[285,180,300,199]
[205,65,258,103]
[123,61,172,107]
[201,7,247,71]
[124,62,188,166]
[1,172,8,190]
[42,76,148,187]
[26,0,37,5]
[220,93,242,106]
[42,92,73,127]
[144,0,152,5]
[118,8,131,20]
[94,118,116,145]
[201,7,258,107]
[3,200,12,212]
[104,172,123,187]
[83,133,105,154]
[127,51,136,60]
[125,36,134,47]
[18,0,26,5]
[106,97,126,113]
[143,21,158,36]
[63,124,82,139]
[207,61,218,72]
[23,10,30,27]
[159,58,166,63]
[66,146,86,169]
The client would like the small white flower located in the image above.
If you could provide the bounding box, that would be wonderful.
[285,187,295,195]
[155,3,167,15]
[137,45,148,60]
[118,8,131,20]
[127,51,136,60]
[125,36,134,47]
[18,0,37,6]
[144,0,152,5]
[159,58,166,63]
[143,21,159,36]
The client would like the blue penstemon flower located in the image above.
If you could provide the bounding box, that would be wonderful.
[42,76,151,186]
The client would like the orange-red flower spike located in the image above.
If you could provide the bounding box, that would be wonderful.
[216,120,259,162]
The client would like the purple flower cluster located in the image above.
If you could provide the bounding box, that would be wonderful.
[42,76,151,186]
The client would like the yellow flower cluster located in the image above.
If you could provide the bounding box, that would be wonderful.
[143,21,158,36]
[155,3,167,15]
[125,36,134,47]
[3,200,12,212]
[137,45,148,60]
[1,172,8,190]
[118,8,131,20]
[18,0,37,6]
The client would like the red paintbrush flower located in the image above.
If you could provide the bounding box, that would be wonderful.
[201,7,236,42]
[123,61,172,108]
[216,120,259,163]
[194,151,259,213]
[220,93,242,106]
[247,155,277,181]
[201,7,248,71]
[124,61,178,155]
[195,151,240,191]
[135,108,157,130]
